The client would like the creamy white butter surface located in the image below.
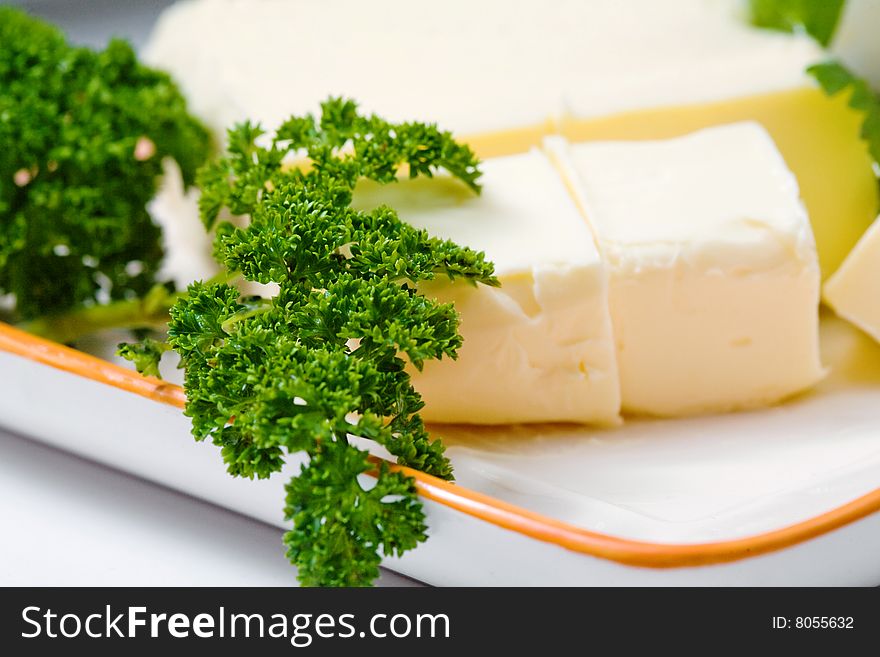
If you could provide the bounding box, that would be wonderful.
[144,0,822,139]
[547,123,824,416]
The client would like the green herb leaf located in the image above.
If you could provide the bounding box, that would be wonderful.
[284,449,426,587]
[748,5,879,173]
[0,7,211,323]
[145,99,494,586]
[116,337,170,378]
[808,60,880,165]
[749,0,846,46]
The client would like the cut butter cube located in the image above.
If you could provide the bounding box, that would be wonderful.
[353,150,620,425]
[824,216,880,344]
[547,123,824,416]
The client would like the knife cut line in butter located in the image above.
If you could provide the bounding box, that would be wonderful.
[546,123,824,417]
[352,150,621,426]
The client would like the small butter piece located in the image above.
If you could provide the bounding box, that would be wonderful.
[547,123,824,416]
[824,215,880,344]
[353,150,620,425]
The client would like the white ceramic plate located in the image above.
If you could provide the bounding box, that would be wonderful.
[1,313,879,586]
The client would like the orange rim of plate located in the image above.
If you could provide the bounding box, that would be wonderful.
[2,319,879,569]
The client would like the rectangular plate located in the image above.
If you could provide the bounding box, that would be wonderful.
[7,0,880,587]
[1,315,880,585]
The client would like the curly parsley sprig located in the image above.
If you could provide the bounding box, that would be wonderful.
[748,1,880,184]
[808,61,880,166]
[0,7,211,327]
[121,98,497,586]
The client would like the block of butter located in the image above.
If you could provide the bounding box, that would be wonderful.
[547,123,825,416]
[824,215,880,344]
[353,150,621,425]
[145,0,877,276]
[144,0,819,139]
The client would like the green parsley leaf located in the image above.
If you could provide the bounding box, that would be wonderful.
[116,338,170,378]
[749,0,847,46]
[808,60,880,165]
[285,452,426,587]
[0,7,211,323]
[748,4,879,175]
[127,99,496,585]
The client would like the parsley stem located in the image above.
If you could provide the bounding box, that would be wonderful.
[19,270,242,344]
[18,292,173,345]
[220,302,272,333]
